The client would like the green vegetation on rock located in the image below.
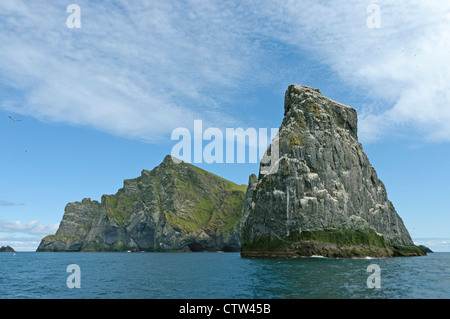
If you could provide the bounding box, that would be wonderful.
[241,85,425,258]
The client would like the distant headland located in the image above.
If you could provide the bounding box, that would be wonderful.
[0,245,15,252]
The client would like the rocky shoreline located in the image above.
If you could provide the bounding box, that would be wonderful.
[240,85,425,258]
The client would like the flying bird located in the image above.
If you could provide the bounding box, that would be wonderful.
[8,116,22,122]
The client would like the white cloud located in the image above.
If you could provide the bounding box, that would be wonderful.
[413,238,450,252]
[0,200,24,207]
[0,0,449,143]
[0,0,262,141]
[0,219,58,251]
[251,0,450,142]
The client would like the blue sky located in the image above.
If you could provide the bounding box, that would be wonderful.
[1,0,449,251]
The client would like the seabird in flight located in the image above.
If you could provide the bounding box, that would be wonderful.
[8,116,22,122]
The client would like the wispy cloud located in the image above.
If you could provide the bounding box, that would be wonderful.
[0,1,449,143]
[0,236,43,252]
[0,1,266,142]
[0,219,58,251]
[240,0,450,142]
[0,219,58,235]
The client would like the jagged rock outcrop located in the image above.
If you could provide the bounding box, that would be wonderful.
[241,85,425,258]
[37,155,247,252]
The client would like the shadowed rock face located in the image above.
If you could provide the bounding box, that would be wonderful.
[37,156,247,252]
[241,85,425,258]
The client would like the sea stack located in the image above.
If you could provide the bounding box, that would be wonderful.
[241,85,425,258]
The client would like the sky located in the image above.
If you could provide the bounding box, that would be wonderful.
[0,0,449,251]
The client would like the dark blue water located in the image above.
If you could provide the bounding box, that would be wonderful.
[0,252,448,299]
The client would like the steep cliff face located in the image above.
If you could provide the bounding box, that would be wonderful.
[37,156,247,252]
[241,85,425,258]
[0,245,15,252]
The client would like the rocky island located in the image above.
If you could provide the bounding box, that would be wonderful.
[0,245,15,252]
[240,85,425,258]
[37,156,247,252]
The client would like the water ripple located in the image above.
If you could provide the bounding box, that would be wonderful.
[0,252,448,298]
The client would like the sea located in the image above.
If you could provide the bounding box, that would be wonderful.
[0,252,448,299]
